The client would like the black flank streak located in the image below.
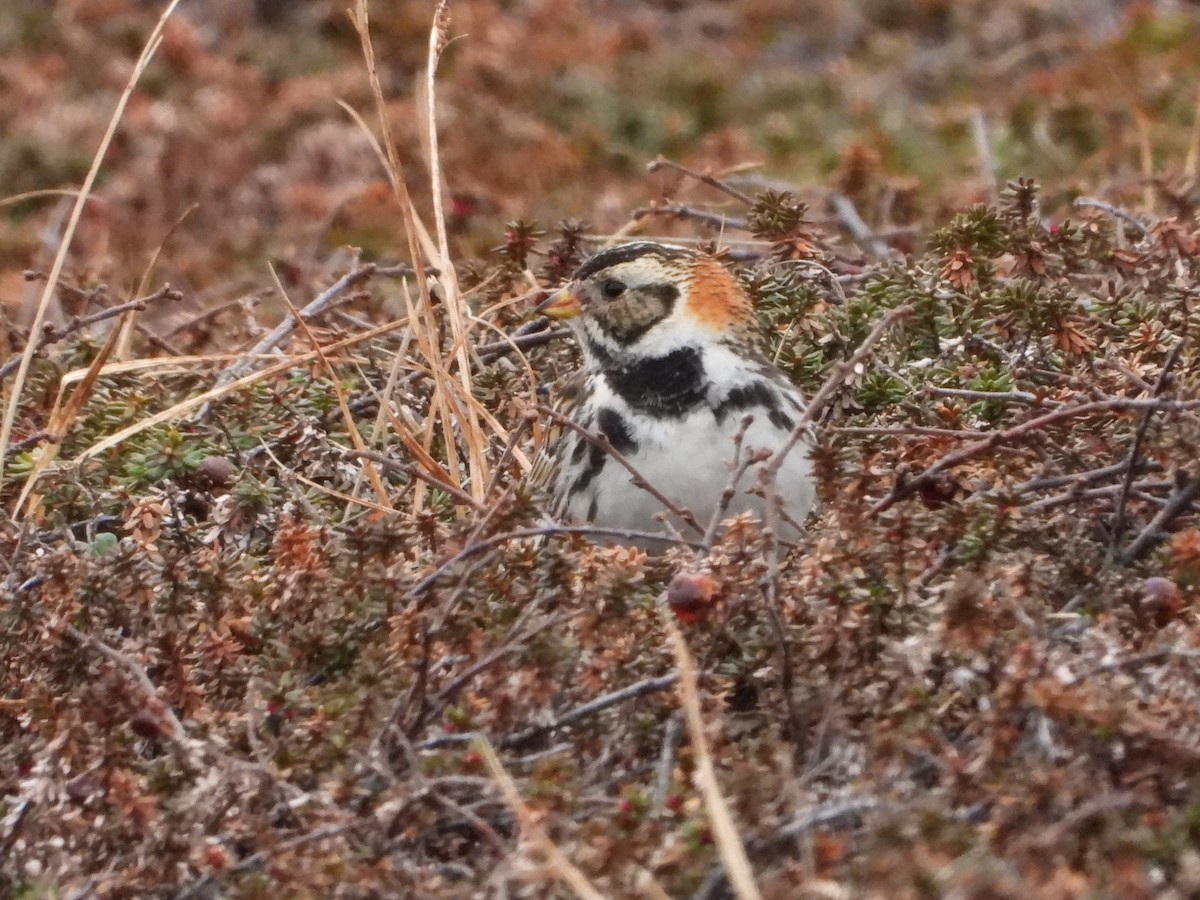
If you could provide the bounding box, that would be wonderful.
[586,495,599,522]
[597,407,638,454]
[714,381,780,425]
[569,443,606,499]
[769,409,795,431]
[569,436,587,465]
[604,347,708,418]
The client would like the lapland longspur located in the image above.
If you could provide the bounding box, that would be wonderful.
[534,241,816,546]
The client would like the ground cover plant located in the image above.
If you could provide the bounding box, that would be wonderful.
[3,1,1200,897]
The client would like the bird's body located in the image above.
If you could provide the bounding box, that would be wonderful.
[535,242,816,546]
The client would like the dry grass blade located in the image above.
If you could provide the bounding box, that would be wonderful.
[72,317,411,462]
[0,0,183,497]
[665,615,763,900]
[475,736,606,900]
[14,311,124,518]
[350,0,495,509]
[0,189,95,209]
[423,2,488,499]
[114,203,197,360]
[268,262,392,510]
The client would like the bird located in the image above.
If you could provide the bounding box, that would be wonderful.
[532,241,816,548]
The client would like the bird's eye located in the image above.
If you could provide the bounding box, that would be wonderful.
[601,279,626,300]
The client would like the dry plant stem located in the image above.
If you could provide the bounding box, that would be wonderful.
[768,257,849,306]
[962,461,1164,509]
[652,713,685,812]
[1015,792,1138,854]
[476,325,570,362]
[1109,341,1182,557]
[832,425,990,439]
[1066,646,1200,686]
[691,797,880,900]
[75,316,413,461]
[766,304,914,481]
[700,415,758,552]
[1074,197,1150,237]
[633,203,750,231]
[406,525,700,599]
[475,737,607,900]
[970,107,999,202]
[350,7,484,510]
[342,448,485,512]
[422,0,488,504]
[502,673,680,751]
[537,404,705,537]
[1119,471,1200,563]
[647,156,757,206]
[415,606,566,740]
[413,674,682,753]
[750,304,912,765]
[826,192,892,259]
[4,431,52,458]
[173,821,368,900]
[59,623,200,775]
[0,0,183,489]
[116,202,197,359]
[870,397,1200,517]
[0,285,182,381]
[1024,480,1172,513]
[927,386,1057,406]
[665,616,763,900]
[271,265,392,510]
[164,292,266,339]
[210,263,377,393]
[1004,459,1144,496]
[484,414,534,498]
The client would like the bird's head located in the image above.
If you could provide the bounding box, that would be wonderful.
[538,242,756,364]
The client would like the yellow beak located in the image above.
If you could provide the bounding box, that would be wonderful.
[537,285,583,320]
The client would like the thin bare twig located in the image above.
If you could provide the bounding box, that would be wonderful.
[1065,646,1200,686]
[651,713,685,812]
[174,821,368,900]
[756,304,912,763]
[1109,342,1182,557]
[969,107,998,202]
[633,203,749,232]
[405,525,701,599]
[831,425,990,440]
[208,263,378,394]
[666,617,762,900]
[1074,197,1150,237]
[827,192,893,260]
[0,285,183,381]
[0,0,184,491]
[413,673,681,752]
[3,431,53,459]
[537,403,704,537]
[646,156,757,206]
[1120,471,1200,563]
[342,448,487,512]
[1024,479,1173,512]
[700,415,760,552]
[926,386,1058,406]
[500,673,681,751]
[58,623,201,774]
[765,304,914,481]
[871,397,1200,517]
[475,324,570,362]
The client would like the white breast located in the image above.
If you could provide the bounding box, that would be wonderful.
[556,348,817,545]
